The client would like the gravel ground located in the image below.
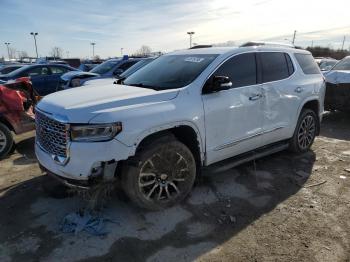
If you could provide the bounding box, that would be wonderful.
[0,111,349,262]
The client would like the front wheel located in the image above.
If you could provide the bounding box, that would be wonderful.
[121,137,196,210]
[289,109,318,153]
[0,123,14,160]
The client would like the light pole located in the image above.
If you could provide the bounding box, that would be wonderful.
[121,48,124,56]
[91,42,96,58]
[341,35,346,51]
[187,31,195,48]
[4,42,10,60]
[292,30,297,45]
[30,32,39,58]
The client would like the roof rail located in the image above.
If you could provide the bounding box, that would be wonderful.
[189,45,213,49]
[240,41,295,48]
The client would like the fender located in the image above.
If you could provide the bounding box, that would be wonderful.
[293,96,321,133]
[125,120,205,162]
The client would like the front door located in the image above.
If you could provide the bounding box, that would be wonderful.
[202,52,264,165]
[26,66,50,96]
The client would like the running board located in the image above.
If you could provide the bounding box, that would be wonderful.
[205,141,289,174]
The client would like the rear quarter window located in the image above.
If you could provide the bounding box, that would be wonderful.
[294,53,320,75]
[260,52,290,82]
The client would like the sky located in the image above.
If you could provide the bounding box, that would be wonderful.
[1,0,350,59]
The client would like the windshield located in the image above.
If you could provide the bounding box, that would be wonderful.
[0,66,22,75]
[332,57,350,71]
[123,54,218,90]
[90,60,120,74]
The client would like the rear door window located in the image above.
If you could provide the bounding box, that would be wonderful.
[260,52,290,82]
[294,54,320,74]
[50,66,69,74]
[26,66,49,77]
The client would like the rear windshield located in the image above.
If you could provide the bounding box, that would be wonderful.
[294,54,320,75]
[123,54,218,90]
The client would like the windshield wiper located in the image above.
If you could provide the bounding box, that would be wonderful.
[127,83,160,91]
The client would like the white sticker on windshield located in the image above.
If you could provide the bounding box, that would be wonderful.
[184,57,205,63]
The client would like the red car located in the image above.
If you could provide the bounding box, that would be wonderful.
[0,77,36,159]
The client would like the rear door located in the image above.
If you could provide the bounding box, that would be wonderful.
[258,52,308,145]
[202,52,265,164]
[47,66,71,94]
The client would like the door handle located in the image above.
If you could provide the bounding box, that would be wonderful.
[249,93,262,101]
[295,86,303,93]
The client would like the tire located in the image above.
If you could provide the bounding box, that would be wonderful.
[0,122,14,160]
[289,109,318,153]
[121,136,196,210]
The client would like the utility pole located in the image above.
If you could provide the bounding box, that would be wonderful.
[91,42,96,58]
[187,31,195,48]
[30,32,39,58]
[121,48,124,56]
[311,40,314,48]
[341,36,346,51]
[292,30,297,45]
[4,42,10,60]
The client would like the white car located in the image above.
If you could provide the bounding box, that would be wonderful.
[35,46,325,210]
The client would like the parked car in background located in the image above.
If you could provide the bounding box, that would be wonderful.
[0,64,27,75]
[324,56,350,111]
[0,64,76,96]
[59,57,141,89]
[318,58,338,71]
[36,46,325,210]
[83,57,157,86]
[78,63,98,72]
[0,77,36,159]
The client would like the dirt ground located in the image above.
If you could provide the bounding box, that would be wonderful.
[0,111,349,262]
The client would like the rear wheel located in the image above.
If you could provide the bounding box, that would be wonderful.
[289,109,318,153]
[121,136,196,210]
[0,122,14,159]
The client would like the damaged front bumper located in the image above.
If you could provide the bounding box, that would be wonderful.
[35,138,131,188]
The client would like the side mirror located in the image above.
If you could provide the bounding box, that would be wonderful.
[212,76,232,92]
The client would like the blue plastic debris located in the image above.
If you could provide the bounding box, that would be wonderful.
[60,211,117,236]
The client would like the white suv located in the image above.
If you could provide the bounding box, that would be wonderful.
[35,46,325,210]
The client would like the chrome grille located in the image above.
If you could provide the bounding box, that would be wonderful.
[35,110,68,158]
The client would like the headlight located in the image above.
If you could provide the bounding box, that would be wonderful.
[70,123,122,142]
[71,78,81,87]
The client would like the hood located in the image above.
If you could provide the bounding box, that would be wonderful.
[37,83,179,123]
[61,70,99,81]
[325,70,350,84]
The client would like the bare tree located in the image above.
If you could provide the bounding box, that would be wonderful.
[50,46,63,59]
[93,55,101,61]
[134,45,152,56]
[8,47,17,59]
[18,51,28,59]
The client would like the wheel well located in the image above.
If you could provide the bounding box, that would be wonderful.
[0,117,14,132]
[302,100,319,115]
[302,100,320,135]
[136,126,203,168]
